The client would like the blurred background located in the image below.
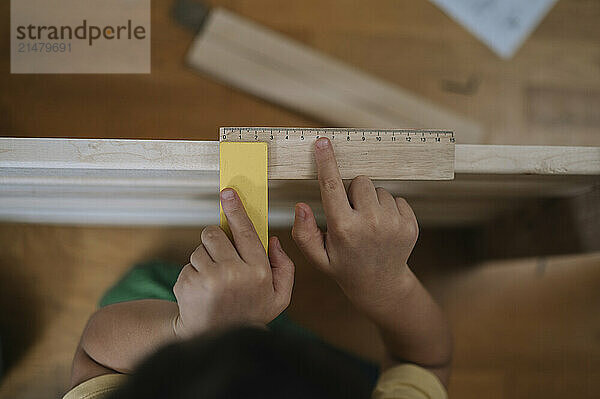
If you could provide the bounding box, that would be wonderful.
[0,0,599,398]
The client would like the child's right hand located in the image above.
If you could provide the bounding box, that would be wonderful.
[292,137,419,317]
[173,188,295,338]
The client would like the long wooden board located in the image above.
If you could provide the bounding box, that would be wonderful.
[2,138,598,176]
[1,137,598,229]
[187,8,483,143]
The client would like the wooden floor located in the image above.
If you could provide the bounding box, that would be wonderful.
[1,0,600,397]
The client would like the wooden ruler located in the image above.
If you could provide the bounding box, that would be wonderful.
[220,127,455,180]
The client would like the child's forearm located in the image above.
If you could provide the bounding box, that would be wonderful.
[362,268,452,384]
[81,299,180,373]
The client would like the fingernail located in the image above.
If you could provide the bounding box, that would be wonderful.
[296,204,306,220]
[274,237,282,251]
[315,137,330,149]
[220,189,235,201]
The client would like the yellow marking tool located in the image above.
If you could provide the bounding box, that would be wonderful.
[219,141,268,251]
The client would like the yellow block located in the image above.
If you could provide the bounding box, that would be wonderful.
[219,142,268,251]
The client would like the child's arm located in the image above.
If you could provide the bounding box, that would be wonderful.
[79,299,179,375]
[291,138,452,385]
[71,189,295,386]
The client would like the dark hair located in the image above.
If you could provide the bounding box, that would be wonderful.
[108,326,372,399]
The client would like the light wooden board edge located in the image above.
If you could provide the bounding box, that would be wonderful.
[186,8,483,143]
[2,138,599,176]
[455,145,600,175]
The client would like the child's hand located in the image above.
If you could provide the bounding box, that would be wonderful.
[173,188,295,338]
[292,137,419,316]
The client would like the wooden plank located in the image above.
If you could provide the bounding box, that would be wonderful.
[220,127,455,180]
[219,142,269,250]
[0,137,219,171]
[187,8,483,143]
[455,145,600,175]
[1,137,598,228]
[3,138,598,176]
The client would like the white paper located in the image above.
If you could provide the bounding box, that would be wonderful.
[429,0,558,59]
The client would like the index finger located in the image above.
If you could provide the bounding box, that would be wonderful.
[220,188,268,264]
[314,138,352,217]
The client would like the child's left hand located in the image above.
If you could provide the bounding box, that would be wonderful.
[173,188,295,338]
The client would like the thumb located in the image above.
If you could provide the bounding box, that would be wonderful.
[268,236,295,310]
[291,203,330,271]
